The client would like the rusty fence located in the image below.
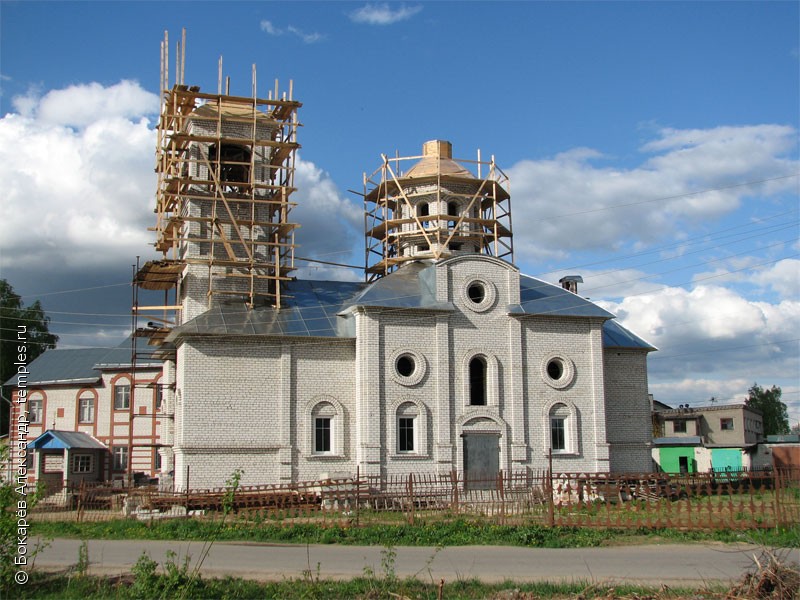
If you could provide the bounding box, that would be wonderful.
[29,467,800,531]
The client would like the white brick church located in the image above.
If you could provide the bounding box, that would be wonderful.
[140,100,656,489]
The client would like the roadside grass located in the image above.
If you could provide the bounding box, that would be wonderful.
[16,570,729,600]
[31,517,800,548]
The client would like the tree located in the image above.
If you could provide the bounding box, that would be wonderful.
[0,279,58,433]
[745,383,789,436]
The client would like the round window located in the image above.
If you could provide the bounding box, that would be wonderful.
[467,282,485,304]
[541,354,575,389]
[391,350,427,386]
[546,359,563,381]
[396,354,415,378]
[461,277,496,313]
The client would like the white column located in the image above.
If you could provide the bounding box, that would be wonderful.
[355,308,382,476]
[434,314,453,471]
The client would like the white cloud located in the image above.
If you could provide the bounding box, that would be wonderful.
[291,156,363,281]
[260,20,282,36]
[750,258,800,297]
[349,3,422,25]
[507,125,798,262]
[601,285,799,415]
[286,25,324,44]
[13,80,159,128]
[260,20,324,43]
[0,107,158,272]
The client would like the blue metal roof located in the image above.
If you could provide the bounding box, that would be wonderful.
[512,274,615,319]
[345,262,450,310]
[169,260,654,352]
[28,430,107,451]
[5,347,110,387]
[602,318,657,351]
[3,337,162,387]
[168,279,365,340]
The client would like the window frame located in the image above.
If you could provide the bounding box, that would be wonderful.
[550,416,566,452]
[391,399,428,458]
[112,446,128,471]
[155,384,164,412]
[78,395,95,424]
[720,418,734,431]
[397,416,415,453]
[314,416,332,454]
[673,420,687,434]
[113,384,131,411]
[72,454,93,474]
[306,397,345,458]
[545,401,578,456]
[28,397,43,424]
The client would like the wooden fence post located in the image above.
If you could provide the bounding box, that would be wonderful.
[774,468,783,526]
[185,465,190,517]
[498,469,505,523]
[547,449,555,527]
[355,465,360,527]
[407,472,415,525]
[451,469,459,513]
[76,480,84,523]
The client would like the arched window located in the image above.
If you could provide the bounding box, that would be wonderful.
[113,380,131,411]
[311,401,336,454]
[469,356,487,406]
[549,403,571,452]
[447,201,459,228]
[78,393,95,423]
[418,202,433,229]
[305,397,346,458]
[28,393,44,424]
[396,402,418,453]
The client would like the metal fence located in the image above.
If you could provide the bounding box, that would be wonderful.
[29,467,800,531]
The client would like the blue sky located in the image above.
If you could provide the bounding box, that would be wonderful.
[1,1,798,423]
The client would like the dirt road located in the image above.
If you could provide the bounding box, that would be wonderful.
[33,537,794,586]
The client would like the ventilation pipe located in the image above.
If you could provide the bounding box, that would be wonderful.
[559,275,583,294]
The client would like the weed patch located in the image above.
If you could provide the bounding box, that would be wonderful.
[31,518,800,548]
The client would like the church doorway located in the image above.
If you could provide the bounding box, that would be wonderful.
[462,432,500,490]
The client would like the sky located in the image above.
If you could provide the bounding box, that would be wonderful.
[1,1,798,424]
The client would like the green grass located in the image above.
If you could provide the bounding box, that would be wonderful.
[31,516,800,548]
[15,570,728,600]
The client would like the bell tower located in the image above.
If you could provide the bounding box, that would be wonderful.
[364,140,513,280]
[135,30,302,328]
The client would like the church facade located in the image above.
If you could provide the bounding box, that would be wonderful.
[166,254,655,491]
[150,132,656,490]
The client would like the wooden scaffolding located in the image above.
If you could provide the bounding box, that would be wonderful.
[135,30,302,338]
[363,143,513,281]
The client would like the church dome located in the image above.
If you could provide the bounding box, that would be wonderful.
[402,140,475,179]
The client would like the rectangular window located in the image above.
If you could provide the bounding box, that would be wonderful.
[155,385,164,411]
[551,417,566,451]
[153,450,162,471]
[28,399,42,424]
[79,397,95,423]
[720,418,734,431]
[398,417,415,452]
[112,446,128,471]
[673,420,687,433]
[314,417,331,454]
[114,384,130,410]
[72,454,92,474]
